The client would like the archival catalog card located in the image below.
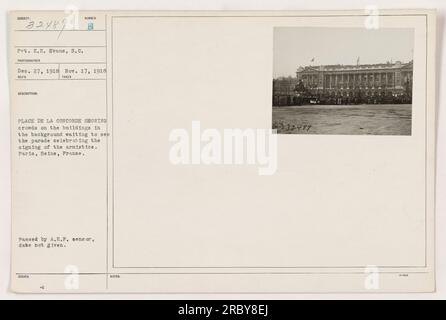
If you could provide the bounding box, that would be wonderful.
[9,10,436,293]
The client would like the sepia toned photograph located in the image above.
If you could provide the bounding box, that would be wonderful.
[272,27,414,135]
[5,8,438,296]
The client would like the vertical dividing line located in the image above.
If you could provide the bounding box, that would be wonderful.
[424,14,428,268]
[111,16,115,270]
[105,14,109,290]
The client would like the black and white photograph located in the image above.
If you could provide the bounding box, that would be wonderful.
[1,4,442,300]
[272,27,414,135]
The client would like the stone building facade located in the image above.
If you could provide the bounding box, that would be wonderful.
[296,60,413,96]
[273,61,413,106]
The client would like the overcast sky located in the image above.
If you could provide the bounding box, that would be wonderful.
[273,27,414,78]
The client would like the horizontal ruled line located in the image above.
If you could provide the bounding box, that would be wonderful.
[15,45,106,48]
[15,78,106,81]
[16,62,106,64]
[16,271,430,275]
[14,29,106,32]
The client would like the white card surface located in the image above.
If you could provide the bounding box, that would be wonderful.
[9,10,436,293]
